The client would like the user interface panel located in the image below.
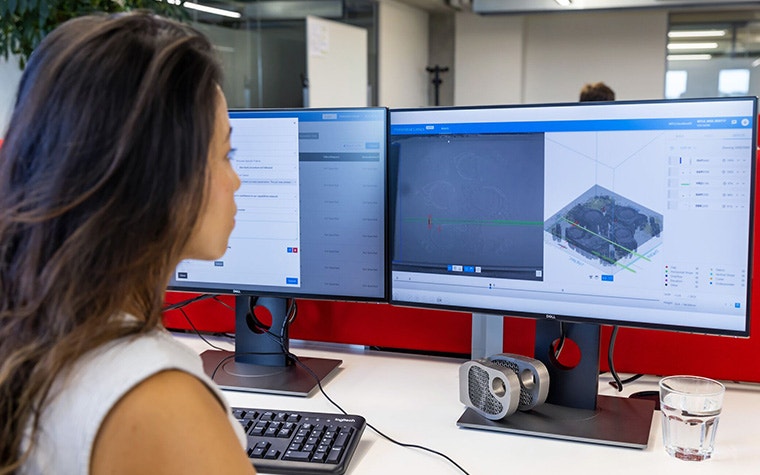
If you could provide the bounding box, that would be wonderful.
[390,98,756,335]
[170,108,388,301]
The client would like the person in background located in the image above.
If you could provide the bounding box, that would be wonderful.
[0,11,254,475]
[579,82,616,102]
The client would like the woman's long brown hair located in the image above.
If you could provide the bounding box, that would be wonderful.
[0,12,222,473]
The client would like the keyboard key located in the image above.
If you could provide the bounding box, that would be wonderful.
[286,413,301,423]
[326,447,343,464]
[283,450,312,462]
[334,429,351,447]
[274,412,288,422]
[249,441,269,459]
[250,422,267,436]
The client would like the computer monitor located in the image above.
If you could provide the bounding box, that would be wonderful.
[170,107,388,396]
[389,97,756,447]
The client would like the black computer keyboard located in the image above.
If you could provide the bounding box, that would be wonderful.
[232,407,366,475]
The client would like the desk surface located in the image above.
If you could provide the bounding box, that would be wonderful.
[174,333,760,475]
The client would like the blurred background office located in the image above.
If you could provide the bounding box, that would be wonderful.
[1,0,760,132]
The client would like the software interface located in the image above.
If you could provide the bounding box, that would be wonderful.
[171,108,387,300]
[390,98,756,334]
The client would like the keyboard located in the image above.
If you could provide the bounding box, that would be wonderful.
[232,407,366,475]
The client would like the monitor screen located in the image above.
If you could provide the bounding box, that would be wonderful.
[390,97,756,337]
[169,107,388,302]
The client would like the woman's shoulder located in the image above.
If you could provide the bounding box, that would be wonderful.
[23,329,252,475]
[90,369,256,475]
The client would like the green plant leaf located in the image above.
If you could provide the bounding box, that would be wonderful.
[38,1,48,28]
[0,0,187,69]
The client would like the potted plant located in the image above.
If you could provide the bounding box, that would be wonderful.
[1,0,186,69]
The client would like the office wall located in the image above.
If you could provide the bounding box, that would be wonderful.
[377,0,429,108]
[454,10,668,105]
[523,10,667,103]
[306,16,368,107]
[454,12,525,106]
[0,57,23,136]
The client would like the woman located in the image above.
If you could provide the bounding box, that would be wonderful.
[0,11,254,475]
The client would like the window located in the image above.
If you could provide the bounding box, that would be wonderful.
[666,10,760,99]
[665,70,688,99]
[718,68,750,96]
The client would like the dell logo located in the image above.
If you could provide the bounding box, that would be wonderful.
[545,314,557,320]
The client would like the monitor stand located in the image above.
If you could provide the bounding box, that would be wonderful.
[201,296,342,397]
[458,316,655,448]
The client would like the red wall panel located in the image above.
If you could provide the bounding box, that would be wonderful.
[164,292,760,383]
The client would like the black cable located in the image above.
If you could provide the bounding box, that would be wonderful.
[179,296,470,474]
[222,297,470,474]
[554,321,566,359]
[606,326,645,391]
[289,353,471,475]
[618,373,645,386]
[178,307,230,353]
[261,330,471,475]
[211,295,235,311]
[163,293,215,312]
[173,298,287,380]
[608,326,624,392]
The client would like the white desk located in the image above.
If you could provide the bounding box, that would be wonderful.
[173,333,760,474]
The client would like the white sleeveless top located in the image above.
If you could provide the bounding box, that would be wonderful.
[20,327,247,475]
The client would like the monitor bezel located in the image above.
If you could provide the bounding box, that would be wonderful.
[388,96,757,337]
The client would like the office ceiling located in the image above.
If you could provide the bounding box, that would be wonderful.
[189,0,760,60]
[468,0,760,15]
[395,0,760,60]
[190,0,760,19]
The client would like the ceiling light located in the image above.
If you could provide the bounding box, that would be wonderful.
[667,42,719,50]
[554,0,572,6]
[668,30,726,38]
[667,54,713,61]
[184,2,242,18]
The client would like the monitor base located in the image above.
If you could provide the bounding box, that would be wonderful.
[457,394,655,449]
[201,349,342,397]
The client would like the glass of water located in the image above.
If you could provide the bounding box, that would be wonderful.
[659,375,725,461]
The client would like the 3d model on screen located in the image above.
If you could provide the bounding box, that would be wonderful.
[546,185,663,271]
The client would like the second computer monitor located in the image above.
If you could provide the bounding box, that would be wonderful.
[389,97,755,336]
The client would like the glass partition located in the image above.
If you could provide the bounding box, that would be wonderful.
[667,9,760,99]
[184,0,377,109]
